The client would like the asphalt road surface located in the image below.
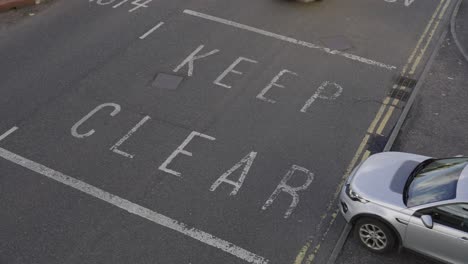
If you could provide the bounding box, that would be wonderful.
[0,0,456,263]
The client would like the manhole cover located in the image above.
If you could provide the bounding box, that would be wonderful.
[152,73,183,90]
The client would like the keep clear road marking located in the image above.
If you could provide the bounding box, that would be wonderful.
[0,128,269,264]
[292,0,452,263]
[183,9,397,71]
[139,22,164,39]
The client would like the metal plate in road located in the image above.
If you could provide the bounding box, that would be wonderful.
[0,0,452,263]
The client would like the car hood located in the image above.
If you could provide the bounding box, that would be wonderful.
[351,152,430,210]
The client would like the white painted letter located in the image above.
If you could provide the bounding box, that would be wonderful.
[210,151,257,196]
[214,57,258,89]
[405,0,415,6]
[256,69,297,103]
[159,131,215,177]
[300,81,343,113]
[110,115,151,159]
[71,103,121,139]
[173,45,220,77]
[262,165,314,218]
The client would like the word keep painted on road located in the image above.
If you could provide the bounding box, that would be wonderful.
[89,0,151,12]
[173,44,344,113]
[70,103,317,219]
[67,43,347,219]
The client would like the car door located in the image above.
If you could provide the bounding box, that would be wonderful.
[405,203,468,264]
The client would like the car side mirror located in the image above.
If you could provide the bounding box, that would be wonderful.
[421,215,433,229]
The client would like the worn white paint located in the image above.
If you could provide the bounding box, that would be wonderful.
[0,147,269,264]
[262,165,314,218]
[183,10,396,70]
[112,0,130,8]
[97,0,115,5]
[300,81,343,113]
[110,116,151,159]
[384,0,415,6]
[71,103,121,139]
[159,131,215,177]
[0,127,18,142]
[139,22,164,39]
[256,69,297,103]
[128,0,151,12]
[210,151,257,196]
[214,57,258,89]
[173,45,220,77]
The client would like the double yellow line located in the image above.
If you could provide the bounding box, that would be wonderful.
[294,0,452,263]
[354,0,451,173]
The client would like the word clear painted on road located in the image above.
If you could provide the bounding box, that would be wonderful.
[173,44,344,114]
[88,0,151,12]
[70,102,316,219]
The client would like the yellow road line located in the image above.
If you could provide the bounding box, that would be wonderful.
[293,242,311,264]
[376,0,451,135]
[361,150,371,162]
[402,0,446,74]
[292,0,450,262]
[367,97,391,134]
[376,104,395,135]
[371,0,446,135]
[410,0,451,75]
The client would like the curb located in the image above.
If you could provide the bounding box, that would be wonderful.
[0,0,42,12]
[325,4,454,264]
[383,29,449,152]
[327,28,448,264]
[451,0,468,62]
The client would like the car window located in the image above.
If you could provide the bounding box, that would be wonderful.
[419,203,468,232]
[406,158,468,207]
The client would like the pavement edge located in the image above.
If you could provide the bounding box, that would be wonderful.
[325,8,453,264]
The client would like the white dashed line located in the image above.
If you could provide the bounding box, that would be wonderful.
[139,22,164,40]
[0,126,18,141]
[0,146,269,264]
[183,9,397,70]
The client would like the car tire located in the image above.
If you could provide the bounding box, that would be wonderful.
[354,218,396,254]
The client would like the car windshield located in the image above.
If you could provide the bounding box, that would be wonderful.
[405,157,468,207]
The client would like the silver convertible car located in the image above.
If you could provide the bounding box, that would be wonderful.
[340,152,468,264]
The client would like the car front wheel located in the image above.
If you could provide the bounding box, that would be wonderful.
[354,218,396,254]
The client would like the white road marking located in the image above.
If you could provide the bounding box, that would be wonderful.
[183,10,397,70]
[300,81,343,113]
[128,0,151,12]
[110,115,151,159]
[210,151,257,196]
[214,57,258,89]
[112,0,130,8]
[256,69,298,104]
[71,103,121,139]
[159,131,215,177]
[0,147,269,264]
[262,165,314,219]
[173,45,220,77]
[139,22,164,40]
[0,126,18,142]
